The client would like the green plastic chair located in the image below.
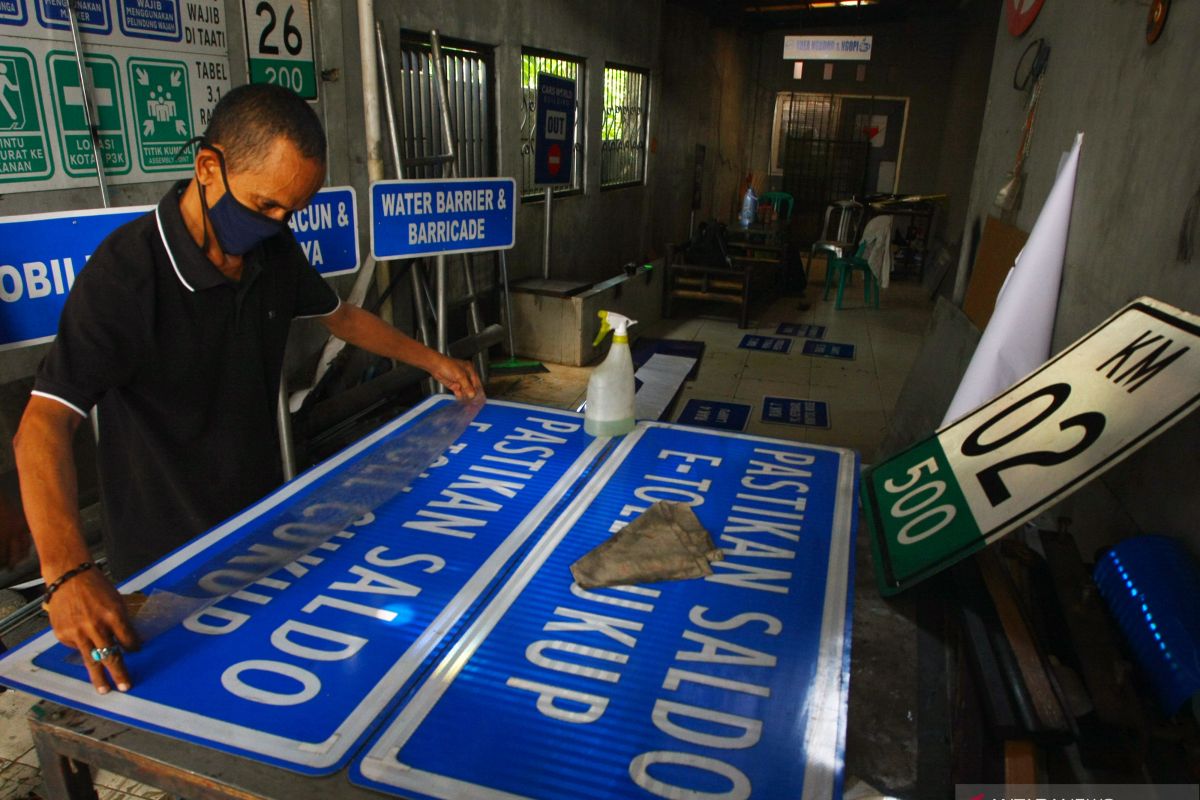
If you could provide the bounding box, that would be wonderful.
[822,240,879,309]
[759,191,794,221]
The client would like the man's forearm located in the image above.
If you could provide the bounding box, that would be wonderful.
[323,303,439,369]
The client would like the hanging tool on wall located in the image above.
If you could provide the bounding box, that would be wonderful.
[995,38,1050,213]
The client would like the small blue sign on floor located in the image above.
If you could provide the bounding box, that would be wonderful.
[739,334,792,353]
[776,322,826,339]
[763,396,831,428]
[677,398,750,431]
[802,340,856,360]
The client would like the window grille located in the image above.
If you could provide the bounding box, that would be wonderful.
[520,48,584,198]
[395,34,495,179]
[600,64,648,188]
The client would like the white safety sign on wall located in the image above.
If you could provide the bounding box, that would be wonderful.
[241,0,315,100]
[0,0,231,190]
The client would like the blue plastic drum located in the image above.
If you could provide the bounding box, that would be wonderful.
[1094,535,1200,716]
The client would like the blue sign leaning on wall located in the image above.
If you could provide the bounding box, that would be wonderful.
[355,423,859,800]
[0,205,152,351]
[371,177,516,260]
[288,186,360,277]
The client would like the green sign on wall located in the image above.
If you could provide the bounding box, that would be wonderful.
[0,46,54,183]
[127,56,193,173]
[48,52,131,177]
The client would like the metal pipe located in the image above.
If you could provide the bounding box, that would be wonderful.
[542,187,553,279]
[66,0,110,209]
[499,249,518,358]
[429,31,458,168]
[436,254,448,355]
[276,380,297,480]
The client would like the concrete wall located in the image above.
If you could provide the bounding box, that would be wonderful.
[955,1,1200,553]
[746,1,1000,242]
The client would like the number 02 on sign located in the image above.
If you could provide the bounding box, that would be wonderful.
[863,297,1200,595]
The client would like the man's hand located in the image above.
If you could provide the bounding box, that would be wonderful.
[430,354,484,401]
[45,568,140,694]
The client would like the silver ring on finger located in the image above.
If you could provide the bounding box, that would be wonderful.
[90,645,121,662]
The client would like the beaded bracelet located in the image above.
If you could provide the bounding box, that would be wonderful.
[42,561,94,607]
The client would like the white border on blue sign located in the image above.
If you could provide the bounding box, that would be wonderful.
[369,177,517,261]
[0,396,607,772]
[355,421,858,800]
[295,185,360,277]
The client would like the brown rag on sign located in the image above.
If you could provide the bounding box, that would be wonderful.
[570,501,724,589]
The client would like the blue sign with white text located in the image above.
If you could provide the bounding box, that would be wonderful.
[36,0,111,33]
[762,396,830,429]
[355,423,858,800]
[117,0,181,40]
[0,206,151,351]
[288,186,359,276]
[802,340,856,360]
[534,73,575,186]
[677,398,750,431]
[738,334,792,353]
[0,0,27,25]
[371,178,516,260]
[0,398,602,774]
[776,322,825,339]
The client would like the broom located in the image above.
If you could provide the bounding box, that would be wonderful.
[490,249,548,375]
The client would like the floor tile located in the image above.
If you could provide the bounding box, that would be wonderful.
[0,692,34,765]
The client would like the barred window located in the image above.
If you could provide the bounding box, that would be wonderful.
[600,64,649,188]
[521,48,584,199]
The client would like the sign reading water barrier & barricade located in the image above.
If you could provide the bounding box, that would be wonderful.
[354,423,858,800]
[864,298,1200,596]
[0,398,604,772]
[287,185,358,276]
[371,177,516,260]
[0,204,152,350]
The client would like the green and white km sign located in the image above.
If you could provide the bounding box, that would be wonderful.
[243,0,317,100]
[864,297,1200,595]
[128,57,193,173]
[0,46,54,183]
[48,52,131,178]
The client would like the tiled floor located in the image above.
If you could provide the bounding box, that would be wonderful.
[0,274,934,799]
[491,276,933,464]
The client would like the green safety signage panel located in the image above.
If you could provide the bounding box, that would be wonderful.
[863,298,1200,595]
[47,52,131,177]
[0,45,54,183]
[242,0,317,101]
[127,56,193,172]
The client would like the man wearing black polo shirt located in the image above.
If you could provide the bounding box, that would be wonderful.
[13,84,482,694]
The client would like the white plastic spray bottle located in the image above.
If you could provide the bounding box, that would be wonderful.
[584,310,637,437]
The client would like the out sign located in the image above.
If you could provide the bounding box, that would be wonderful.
[545,110,567,140]
[243,0,318,100]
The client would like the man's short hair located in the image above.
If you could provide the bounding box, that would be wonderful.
[202,84,326,171]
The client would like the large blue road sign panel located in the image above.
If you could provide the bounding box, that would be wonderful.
[0,205,152,351]
[534,73,575,186]
[371,178,516,260]
[355,423,859,800]
[0,397,604,773]
[287,186,360,277]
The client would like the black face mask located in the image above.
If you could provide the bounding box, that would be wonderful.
[197,145,288,256]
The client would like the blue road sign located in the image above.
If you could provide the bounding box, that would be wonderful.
[802,340,856,360]
[776,322,826,339]
[36,0,111,33]
[534,73,575,186]
[0,0,27,25]
[371,178,516,260]
[0,397,605,773]
[117,0,182,40]
[288,186,359,276]
[738,334,792,354]
[677,398,751,431]
[762,396,830,429]
[355,423,858,800]
[0,205,152,351]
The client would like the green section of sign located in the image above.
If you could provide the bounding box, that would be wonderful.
[127,56,193,173]
[862,435,982,595]
[48,52,131,178]
[248,57,316,100]
[0,46,54,183]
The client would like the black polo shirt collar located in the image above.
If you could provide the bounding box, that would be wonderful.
[155,180,244,293]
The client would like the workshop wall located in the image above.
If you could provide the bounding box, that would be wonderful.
[747,0,1000,243]
[957,1,1200,554]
